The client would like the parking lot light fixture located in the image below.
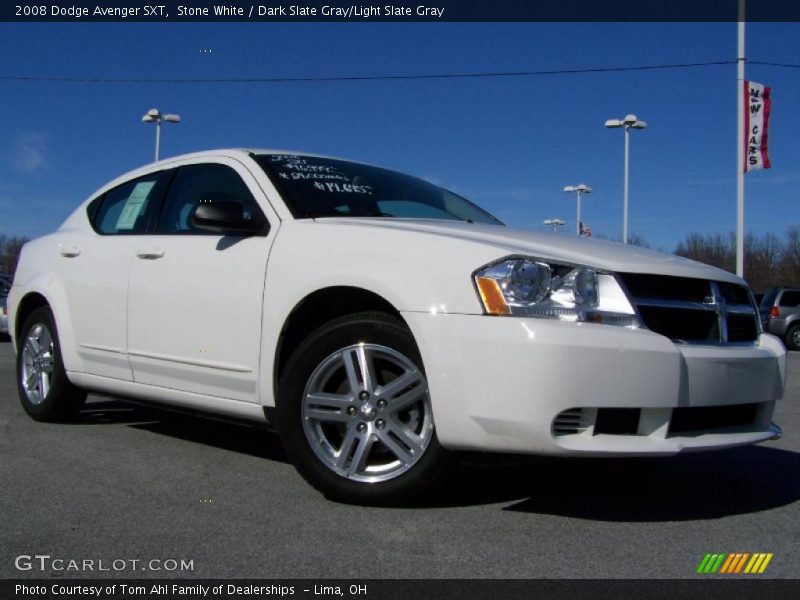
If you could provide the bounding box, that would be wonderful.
[563,184,592,236]
[606,114,646,244]
[543,218,566,233]
[141,108,181,161]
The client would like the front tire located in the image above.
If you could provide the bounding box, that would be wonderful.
[786,324,800,351]
[17,306,86,421]
[276,312,449,504]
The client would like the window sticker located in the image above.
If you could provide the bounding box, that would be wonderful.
[115,180,156,230]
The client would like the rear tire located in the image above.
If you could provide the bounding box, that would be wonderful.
[17,306,86,422]
[276,311,449,504]
[786,324,800,351]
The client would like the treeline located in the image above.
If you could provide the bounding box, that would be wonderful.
[674,228,800,293]
[0,234,30,274]
[591,228,799,293]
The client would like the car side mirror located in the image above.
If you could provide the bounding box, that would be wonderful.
[190,201,264,235]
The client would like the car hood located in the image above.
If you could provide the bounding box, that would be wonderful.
[313,218,744,284]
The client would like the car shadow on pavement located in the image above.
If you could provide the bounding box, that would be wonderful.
[79,398,288,463]
[76,398,798,519]
[417,446,800,520]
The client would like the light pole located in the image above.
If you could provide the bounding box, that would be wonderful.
[563,184,591,236]
[543,218,566,233]
[142,108,181,161]
[605,114,646,244]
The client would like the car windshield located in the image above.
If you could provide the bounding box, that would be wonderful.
[254,154,503,225]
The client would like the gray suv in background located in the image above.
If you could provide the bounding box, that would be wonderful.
[761,286,800,349]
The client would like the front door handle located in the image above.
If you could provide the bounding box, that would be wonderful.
[135,247,165,260]
[60,246,81,258]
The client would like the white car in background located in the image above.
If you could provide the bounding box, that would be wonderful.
[7,149,786,503]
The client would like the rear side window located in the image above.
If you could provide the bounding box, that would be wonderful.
[157,163,266,234]
[760,288,779,309]
[779,291,800,307]
[91,173,163,234]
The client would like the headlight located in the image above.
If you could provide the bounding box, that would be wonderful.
[473,257,640,327]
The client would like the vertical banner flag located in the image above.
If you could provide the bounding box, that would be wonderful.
[744,81,772,172]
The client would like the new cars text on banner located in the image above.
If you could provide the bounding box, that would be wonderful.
[745,81,772,172]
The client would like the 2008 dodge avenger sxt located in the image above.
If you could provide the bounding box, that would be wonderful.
[7,149,786,503]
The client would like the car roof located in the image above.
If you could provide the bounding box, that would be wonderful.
[156,148,350,164]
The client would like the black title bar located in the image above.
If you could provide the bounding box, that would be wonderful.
[4,579,800,600]
[4,1,800,22]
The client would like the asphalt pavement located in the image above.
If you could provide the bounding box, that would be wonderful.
[1,339,798,579]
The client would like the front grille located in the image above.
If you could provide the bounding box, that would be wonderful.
[620,274,759,344]
[637,306,718,342]
[669,403,758,435]
[727,314,758,342]
[621,273,710,303]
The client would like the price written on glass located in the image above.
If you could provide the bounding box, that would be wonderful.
[314,181,373,194]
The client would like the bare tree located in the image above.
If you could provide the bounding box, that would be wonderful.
[675,233,735,273]
[0,234,30,274]
[673,229,800,291]
[744,232,783,293]
[778,226,800,286]
[627,232,650,248]
[593,232,650,247]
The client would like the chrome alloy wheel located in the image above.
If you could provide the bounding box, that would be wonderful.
[301,343,434,483]
[21,322,55,405]
[792,328,800,347]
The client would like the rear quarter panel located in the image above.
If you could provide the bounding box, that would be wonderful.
[8,233,84,373]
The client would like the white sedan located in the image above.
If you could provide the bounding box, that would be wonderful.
[7,149,786,503]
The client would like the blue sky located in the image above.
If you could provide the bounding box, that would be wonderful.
[1,21,799,250]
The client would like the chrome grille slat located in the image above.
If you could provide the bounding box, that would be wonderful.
[634,298,719,311]
[634,297,756,315]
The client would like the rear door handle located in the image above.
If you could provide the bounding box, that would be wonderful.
[135,247,165,260]
[60,246,81,258]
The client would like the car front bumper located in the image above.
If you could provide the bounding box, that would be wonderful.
[403,312,786,456]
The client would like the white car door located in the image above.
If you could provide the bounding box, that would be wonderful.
[126,158,277,402]
[59,171,168,381]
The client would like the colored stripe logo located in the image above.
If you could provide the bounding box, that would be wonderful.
[697,553,773,574]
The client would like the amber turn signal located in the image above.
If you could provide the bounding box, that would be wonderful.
[475,277,510,315]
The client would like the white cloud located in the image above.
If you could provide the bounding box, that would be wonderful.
[12,131,47,174]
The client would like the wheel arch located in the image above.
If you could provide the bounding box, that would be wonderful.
[13,282,82,374]
[784,313,800,327]
[14,292,51,345]
[272,286,407,403]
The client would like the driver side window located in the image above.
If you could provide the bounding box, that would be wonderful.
[157,163,266,234]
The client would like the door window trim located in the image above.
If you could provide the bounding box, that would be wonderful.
[151,162,271,237]
[86,170,170,236]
